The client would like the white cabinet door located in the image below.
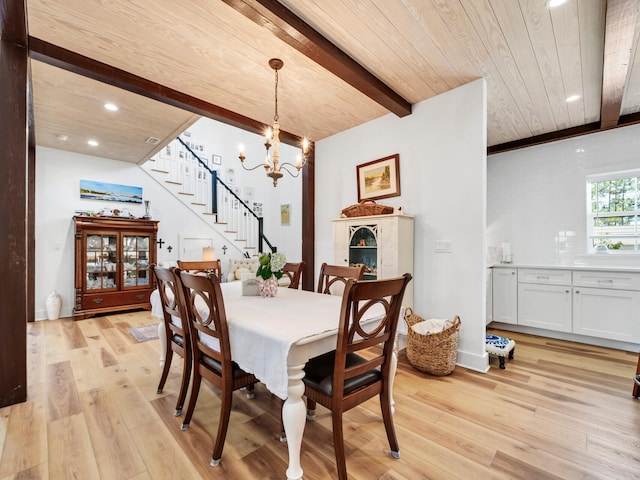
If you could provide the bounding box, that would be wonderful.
[492,268,517,324]
[486,269,493,325]
[518,283,572,332]
[573,287,640,342]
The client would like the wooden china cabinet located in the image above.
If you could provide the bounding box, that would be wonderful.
[73,215,159,320]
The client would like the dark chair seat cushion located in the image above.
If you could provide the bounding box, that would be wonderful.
[200,353,252,379]
[171,333,185,348]
[303,351,381,396]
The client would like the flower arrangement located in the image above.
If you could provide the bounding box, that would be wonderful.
[256,252,287,280]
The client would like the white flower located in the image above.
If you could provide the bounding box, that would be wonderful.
[270,252,286,272]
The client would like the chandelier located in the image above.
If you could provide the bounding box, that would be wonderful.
[239,58,309,187]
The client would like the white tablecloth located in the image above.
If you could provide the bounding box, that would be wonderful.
[152,281,353,399]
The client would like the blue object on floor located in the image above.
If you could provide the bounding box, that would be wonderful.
[485,333,516,369]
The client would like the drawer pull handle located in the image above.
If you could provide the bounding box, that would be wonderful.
[575,290,580,294]
[597,279,613,283]
[537,275,550,280]
[565,290,570,293]
[136,294,145,300]
[92,298,104,304]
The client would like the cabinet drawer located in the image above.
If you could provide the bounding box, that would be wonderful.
[82,289,151,310]
[572,271,640,291]
[518,269,571,285]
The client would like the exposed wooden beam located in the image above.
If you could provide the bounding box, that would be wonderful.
[487,122,601,154]
[599,0,639,129]
[0,0,29,407]
[221,0,412,118]
[27,37,303,147]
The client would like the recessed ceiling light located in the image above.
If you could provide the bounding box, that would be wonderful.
[104,103,118,111]
[56,134,69,141]
[565,95,580,103]
[87,139,99,147]
[547,0,568,8]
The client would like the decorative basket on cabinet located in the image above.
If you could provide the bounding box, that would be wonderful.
[340,200,394,218]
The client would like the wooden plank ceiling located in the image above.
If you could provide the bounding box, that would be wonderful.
[26,0,640,163]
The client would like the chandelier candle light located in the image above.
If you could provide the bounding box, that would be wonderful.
[239,58,310,187]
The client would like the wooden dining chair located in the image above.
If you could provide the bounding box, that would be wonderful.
[152,265,192,417]
[177,259,222,278]
[303,273,412,480]
[178,271,258,467]
[316,262,365,295]
[281,261,305,289]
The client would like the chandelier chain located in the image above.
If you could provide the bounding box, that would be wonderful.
[274,68,279,122]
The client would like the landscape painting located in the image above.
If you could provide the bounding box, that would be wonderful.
[356,154,401,201]
[80,180,143,204]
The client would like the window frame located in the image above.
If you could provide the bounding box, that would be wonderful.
[586,170,640,253]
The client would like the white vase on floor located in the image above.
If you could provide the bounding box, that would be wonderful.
[45,291,62,320]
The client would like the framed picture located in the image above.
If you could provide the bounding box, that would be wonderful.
[212,154,222,165]
[356,154,401,202]
[281,204,291,225]
[80,180,143,204]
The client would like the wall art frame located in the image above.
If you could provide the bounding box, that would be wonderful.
[356,154,400,202]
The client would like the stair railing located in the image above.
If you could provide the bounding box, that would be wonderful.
[176,136,276,254]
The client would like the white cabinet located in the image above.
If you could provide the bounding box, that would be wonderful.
[572,271,640,343]
[333,213,414,307]
[517,269,572,332]
[492,268,517,325]
[486,268,493,325]
[491,266,640,346]
[518,284,572,332]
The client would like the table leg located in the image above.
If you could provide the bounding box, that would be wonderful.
[158,322,166,366]
[389,351,397,415]
[283,361,306,480]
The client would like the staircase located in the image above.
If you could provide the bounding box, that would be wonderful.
[141,136,275,257]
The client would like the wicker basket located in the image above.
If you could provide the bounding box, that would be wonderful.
[403,308,461,376]
[341,200,394,218]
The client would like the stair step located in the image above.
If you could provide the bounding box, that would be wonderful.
[191,202,206,206]
[203,212,215,216]
[224,230,237,234]
[214,222,227,225]
[151,168,169,173]
[245,247,256,250]
[178,192,195,196]
[165,180,181,185]
[235,239,246,242]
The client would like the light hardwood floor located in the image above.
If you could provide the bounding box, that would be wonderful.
[1,311,639,479]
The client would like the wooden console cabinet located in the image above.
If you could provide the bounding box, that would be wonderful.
[73,216,159,320]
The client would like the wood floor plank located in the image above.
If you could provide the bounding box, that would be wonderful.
[47,414,101,479]
[130,419,202,480]
[45,361,82,422]
[79,387,146,480]
[2,315,639,479]
[0,388,47,479]
[68,347,104,393]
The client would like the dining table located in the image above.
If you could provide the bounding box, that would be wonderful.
[150,280,395,480]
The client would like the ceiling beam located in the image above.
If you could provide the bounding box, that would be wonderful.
[599,0,639,129]
[27,36,303,147]
[221,0,412,118]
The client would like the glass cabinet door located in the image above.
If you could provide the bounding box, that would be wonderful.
[348,225,378,280]
[85,233,117,290]
[122,234,151,288]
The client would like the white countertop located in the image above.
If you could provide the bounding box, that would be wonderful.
[491,263,640,274]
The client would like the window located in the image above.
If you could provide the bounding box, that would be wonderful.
[587,171,640,252]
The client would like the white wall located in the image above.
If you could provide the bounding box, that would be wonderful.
[35,118,302,320]
[153,117,303,261]
[487,123,640,268]
[315,79,488,372]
